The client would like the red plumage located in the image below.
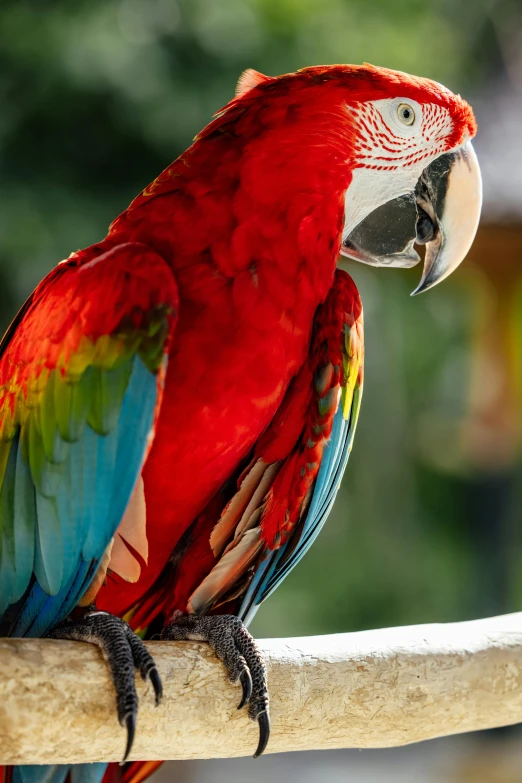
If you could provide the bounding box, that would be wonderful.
[89,63,473,626]
[95,74,351,620]
[0,63,478,783]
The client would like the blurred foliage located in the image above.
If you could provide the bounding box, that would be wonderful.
[0,0,520,637]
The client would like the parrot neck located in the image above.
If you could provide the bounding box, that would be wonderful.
[110,127,353,327]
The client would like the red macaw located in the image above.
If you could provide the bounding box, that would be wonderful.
[0,64,481,783]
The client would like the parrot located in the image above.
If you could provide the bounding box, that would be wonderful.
[0,63,482,783]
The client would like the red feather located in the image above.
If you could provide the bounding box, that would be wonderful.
[0,64,476,783]
[94,64,474,623]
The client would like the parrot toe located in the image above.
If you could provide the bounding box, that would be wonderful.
[161,614,270,757]
[237,667,253,710]
[48,607,162,762]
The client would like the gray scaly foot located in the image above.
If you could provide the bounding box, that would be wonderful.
[161,614,270,758]
[48,608,162,762]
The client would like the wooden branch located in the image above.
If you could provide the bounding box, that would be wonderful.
[1,612,522,764]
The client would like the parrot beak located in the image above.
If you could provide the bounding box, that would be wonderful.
[411,142,482,295]
[341,141,482,295]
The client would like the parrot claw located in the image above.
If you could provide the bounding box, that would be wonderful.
[48,608,162,763]
[254,710,270,758]
[161,614,270,757]
[238,667,253,710]
[148,666,163,706]
[122,712,136,765]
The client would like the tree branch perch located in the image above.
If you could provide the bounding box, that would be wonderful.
[1,612,522,764]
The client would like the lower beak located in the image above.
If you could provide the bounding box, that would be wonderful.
[340,141,482,295]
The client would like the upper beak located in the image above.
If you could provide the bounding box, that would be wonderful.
[340,141,482,295]
[411,142,482,294]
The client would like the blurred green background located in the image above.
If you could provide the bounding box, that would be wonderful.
[1,0,521,647]
[2,0,522,780]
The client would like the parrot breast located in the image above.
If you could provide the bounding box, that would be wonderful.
[95,82,356,621]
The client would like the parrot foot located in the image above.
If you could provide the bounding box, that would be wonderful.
[161,614,270,757]
[48,608,162,763]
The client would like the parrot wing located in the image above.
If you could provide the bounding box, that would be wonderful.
[186,268,364,625]
[0,242,177,637]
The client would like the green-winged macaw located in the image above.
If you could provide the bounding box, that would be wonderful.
[0,64,481,783]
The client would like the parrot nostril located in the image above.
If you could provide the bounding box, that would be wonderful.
[415,205,437,245]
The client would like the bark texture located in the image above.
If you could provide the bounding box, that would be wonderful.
[1,612,522,764]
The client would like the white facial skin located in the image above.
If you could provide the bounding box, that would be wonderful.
[343,96,456,236]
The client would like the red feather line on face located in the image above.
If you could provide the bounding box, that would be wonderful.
[346,98,456,173]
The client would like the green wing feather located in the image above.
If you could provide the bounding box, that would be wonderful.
[0,243,178,630]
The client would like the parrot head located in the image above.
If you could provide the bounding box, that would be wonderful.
[228,64,482,294]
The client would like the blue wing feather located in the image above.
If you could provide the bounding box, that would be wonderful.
[0,354,164,637]
[0,242,176,783]
[19,560,95,638]
[0,439,17,611]
[239,386,361,626]
[34,493,64,596]
[13,436,37,603]
[13,764,70,783]
[21,356,156,636]
[14,760,107,783]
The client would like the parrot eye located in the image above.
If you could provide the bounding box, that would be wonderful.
[397,103,415,126]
